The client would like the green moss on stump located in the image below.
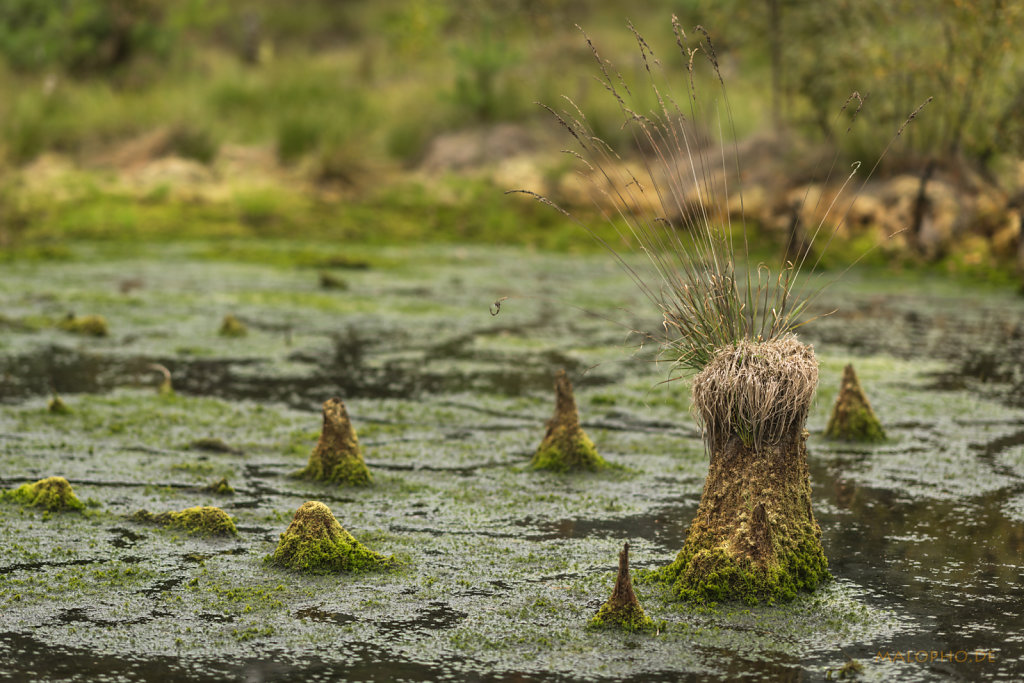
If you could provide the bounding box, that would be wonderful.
[658,532,829,606]
[57,313,108,337]
[218,314,247,337]
[269,501,392,573]
[4,476,85,512]
[588,542,653,632]
[825,364,886,442]
[203,477,235,495]
[132,506,238,536]
[531,370,607,473]
[295,398,372,486]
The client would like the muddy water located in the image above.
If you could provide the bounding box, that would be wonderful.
[1,244,1022,681]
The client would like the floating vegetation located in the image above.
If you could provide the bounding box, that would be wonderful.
[269,501,392,573]
[3,476,85,512]
[531,370,606,472]
[131,506,238,536]
[825,364,887,443]
[57,313,109,337]
[588,542,653,632]
[218,314,248,338]
[295,397,372,486]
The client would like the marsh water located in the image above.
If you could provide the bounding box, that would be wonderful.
[1,243,1022,682]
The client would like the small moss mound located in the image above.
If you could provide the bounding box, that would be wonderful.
[47,395,71,414]
[57,313,109,337]
[657,532,829,606]
[202,477,235,495]
[318,272,348,290]
[588,542,654,632]
[825,364,886,442]
[218,314,248,337]
[531,370,607,472]
[295,398,372,486]
[269,501,392,573]
[132,506,238,536]
[4,476,85,512]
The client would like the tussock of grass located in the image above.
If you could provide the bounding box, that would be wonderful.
[692,336,818,450]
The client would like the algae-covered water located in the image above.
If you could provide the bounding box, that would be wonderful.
[1,243,1022,682]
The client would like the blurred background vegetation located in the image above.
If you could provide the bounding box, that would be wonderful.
[0,0,1021,283]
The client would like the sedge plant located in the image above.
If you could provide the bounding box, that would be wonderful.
[511,18,928,604]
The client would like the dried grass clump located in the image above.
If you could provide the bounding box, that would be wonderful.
[691,335,818,449]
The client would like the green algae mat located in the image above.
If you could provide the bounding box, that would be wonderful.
[1,243,1023,681]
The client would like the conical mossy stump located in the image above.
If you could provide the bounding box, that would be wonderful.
[270,501,392,573]
[824,364,886,442]
[658,337,830,605]
[4,476,84,512]
[589,542,653,632]
[296,398,372,486]
[531,370,607,472]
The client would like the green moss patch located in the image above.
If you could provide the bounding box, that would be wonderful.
[269,501,392,573]
[218,314,248,337]
[57,313,109,337]
[656,533,830,606]
[3,476,85,512]
[132,506,238,537]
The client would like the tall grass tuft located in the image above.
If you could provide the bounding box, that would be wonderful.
[512,18,929,377]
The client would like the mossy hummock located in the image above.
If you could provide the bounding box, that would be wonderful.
[531,370,607,472]
[218,314,247,337]
[824,364,886,442]
[47,395,71,414]
[295,397,372,486]
[57,313,109,337]
[658,338,829,605]
[4,476,85,512]
[132,506,238,536]
[269,501,392,573]
[589,542,653,632]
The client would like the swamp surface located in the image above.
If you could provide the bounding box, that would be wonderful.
[1,243,1022,682]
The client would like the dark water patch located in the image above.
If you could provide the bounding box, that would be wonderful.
[517,504,696,550]
[196,612,236,623]
[54,607,155,628]
[377,601,467,640]
[140,577,184,597]
[108,527,146,549]
[293,606,357,625]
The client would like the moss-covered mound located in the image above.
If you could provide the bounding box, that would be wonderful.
[202,477,235,495]
[132,506,238,536]
[269,501,392,573]
[825,364,886,442]
[531,370,607,472]
[588,542,653,632]
[295,398,372,486]
[47,395,71,414]
[218,313,247,337]
[4,476,85,512]
[57,313,109,337]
